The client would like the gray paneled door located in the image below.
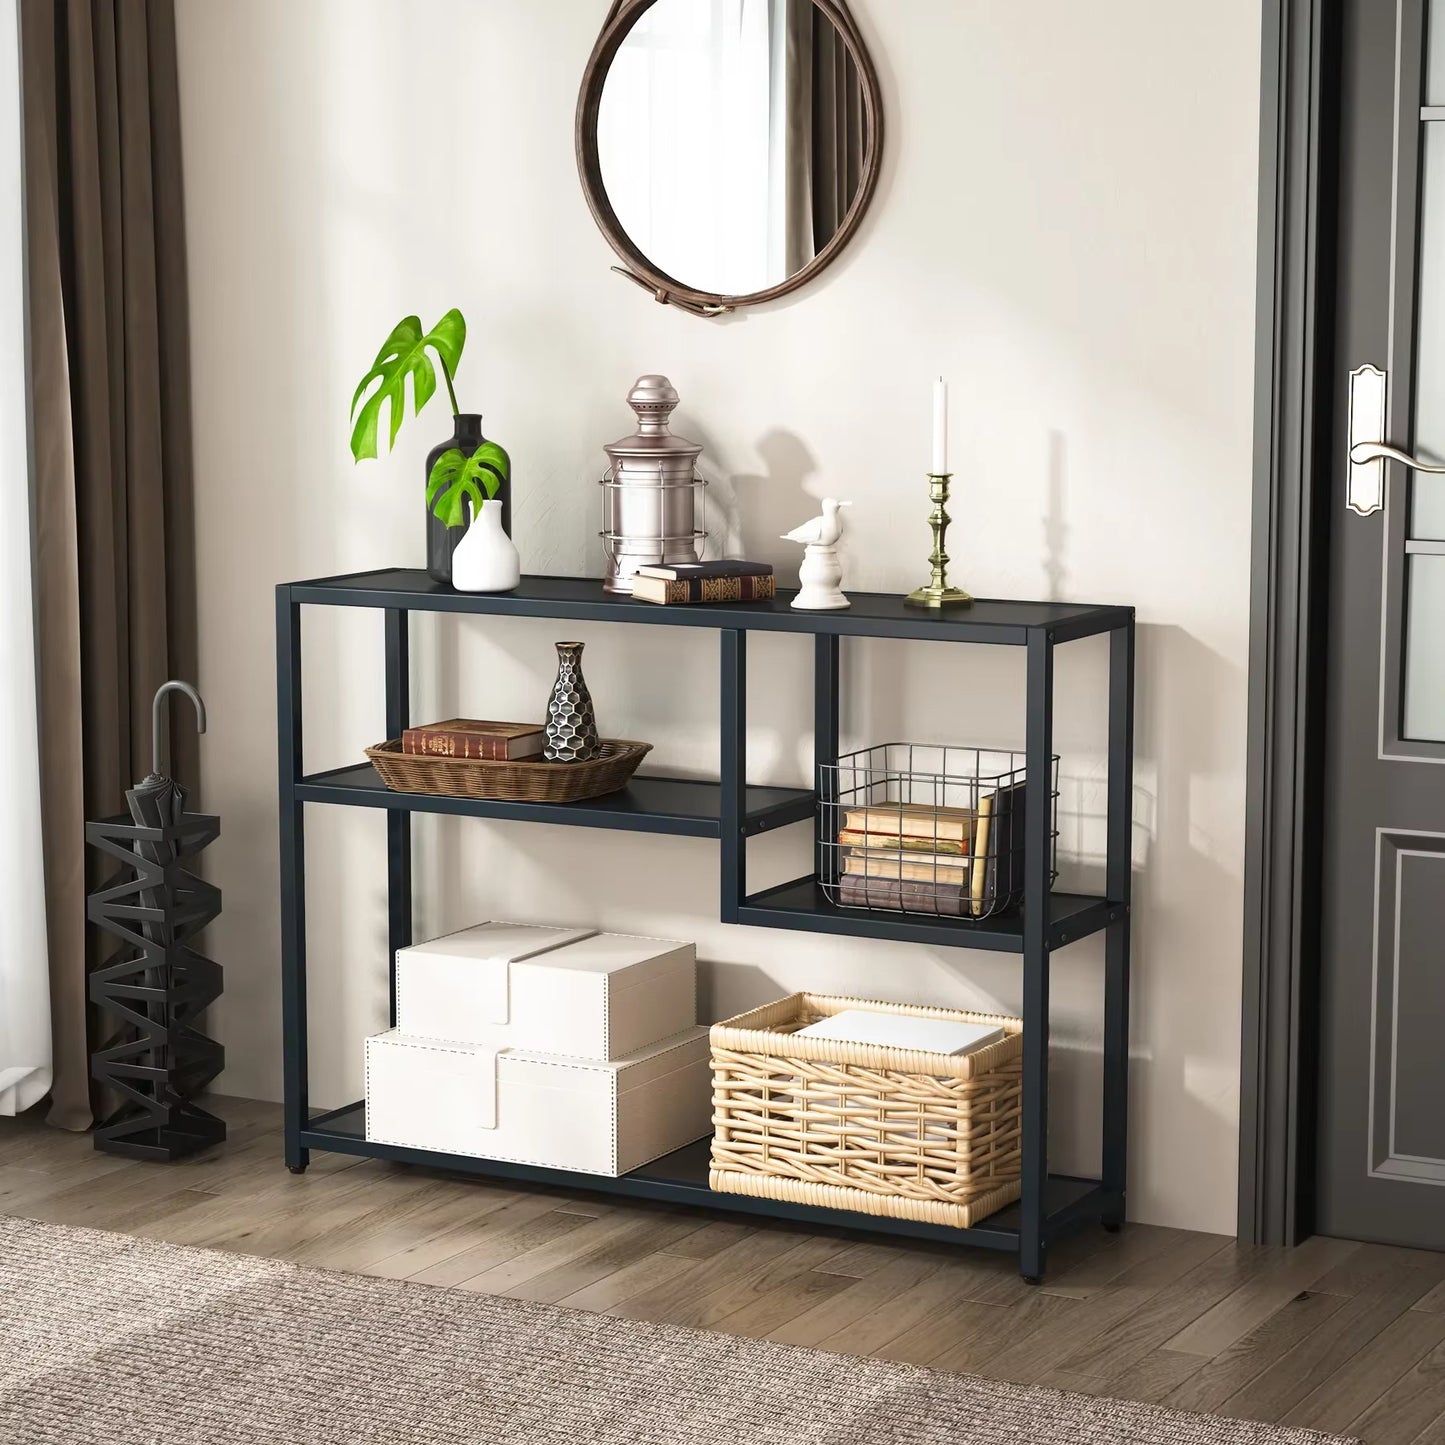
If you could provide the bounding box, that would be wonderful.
[1318,0,1445,1249]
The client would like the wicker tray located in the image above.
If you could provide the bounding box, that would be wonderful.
[365,738,653,803]
[709,992,1023,1229]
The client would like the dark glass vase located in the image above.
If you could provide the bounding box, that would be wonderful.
[425,413,512,585]
[543,641,601,763]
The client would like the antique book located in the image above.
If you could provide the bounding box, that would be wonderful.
[836,828,968,857]
[634,560,773,581]
[840,802,975,846]
[969,780,1027,917]
[837,873,972,917]
[632,574,777,605]
[401,719,545,760]
[843,851,972,884]
[794,1008,1006,1056]
[969,792,996,913]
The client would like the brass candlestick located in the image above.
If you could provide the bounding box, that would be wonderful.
[904,471,973,608]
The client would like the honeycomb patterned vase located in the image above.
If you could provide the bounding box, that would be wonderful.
[544,641,601,763]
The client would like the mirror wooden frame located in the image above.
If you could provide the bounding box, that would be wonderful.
[575,0,885,317]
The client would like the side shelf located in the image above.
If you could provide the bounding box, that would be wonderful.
[737,877,1126,954]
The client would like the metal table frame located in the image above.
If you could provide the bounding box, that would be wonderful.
[275,569,1135,1281]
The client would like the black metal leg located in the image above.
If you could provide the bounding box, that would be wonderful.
[1020,628,1055,1280]
[276,587,309,1174]
[720,629,747,921]
[1101,916,1130,1232]
[384,609,413,1025]
[1102,622,1136,1228]
[813,634,840,886]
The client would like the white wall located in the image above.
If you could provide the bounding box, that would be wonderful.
[175,0,1261,1234]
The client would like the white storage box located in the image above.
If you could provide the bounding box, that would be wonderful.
[396,924,696,1060]
[364,1026,711,1176]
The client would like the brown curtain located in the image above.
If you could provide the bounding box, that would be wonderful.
[808,8,863,253]
[783,1,865,271]
[20,0,198,1131]
[782,0,814,277]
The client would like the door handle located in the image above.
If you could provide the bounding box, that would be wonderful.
[1347,441,1445,472]
[1346,364,1445,515]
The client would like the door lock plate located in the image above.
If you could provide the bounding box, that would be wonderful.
[1348,364,1388,516]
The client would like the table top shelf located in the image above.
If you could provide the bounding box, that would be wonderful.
[284,569,1133,645]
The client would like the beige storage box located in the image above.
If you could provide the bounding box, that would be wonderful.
[709,993,1024,1229]
[396,923,696,1060]
[364,1026,711,1176]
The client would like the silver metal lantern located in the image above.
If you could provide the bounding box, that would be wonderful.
[600,374,706,594]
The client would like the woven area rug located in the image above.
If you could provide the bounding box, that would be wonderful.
[0,1216,1355,1445]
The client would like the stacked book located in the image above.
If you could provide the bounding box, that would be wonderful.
[835,780,1025,919]
[632,560,774,605]
[401,719,543,760]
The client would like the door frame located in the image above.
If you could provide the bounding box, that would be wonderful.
[1239,0,1341,1246]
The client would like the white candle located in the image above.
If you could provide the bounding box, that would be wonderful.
[932,377,948,474]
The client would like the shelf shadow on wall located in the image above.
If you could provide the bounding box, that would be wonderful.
[1044,428,1070,603]
[725,428,821,573]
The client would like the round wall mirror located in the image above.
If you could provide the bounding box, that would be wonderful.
[576,0,883,316]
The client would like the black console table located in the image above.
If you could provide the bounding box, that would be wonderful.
[276,569,1135,1281]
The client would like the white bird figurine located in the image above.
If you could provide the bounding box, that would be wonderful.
[782,498,852,610]
[782,497,851,548]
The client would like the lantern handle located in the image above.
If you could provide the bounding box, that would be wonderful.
[152,680,207,778]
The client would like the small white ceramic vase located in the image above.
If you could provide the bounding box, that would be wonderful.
[450,499,520,593]
[794,543,850,610]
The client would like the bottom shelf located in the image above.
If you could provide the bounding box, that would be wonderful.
[301,1103,1115,1252]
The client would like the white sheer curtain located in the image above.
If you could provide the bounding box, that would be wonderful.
[598,0,783,294]
[0,0,53,1116]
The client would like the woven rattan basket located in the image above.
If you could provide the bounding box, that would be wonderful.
[709,992,1023,1229]
[365,738,652,803]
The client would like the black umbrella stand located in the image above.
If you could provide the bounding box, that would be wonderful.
[85,681,225,1161]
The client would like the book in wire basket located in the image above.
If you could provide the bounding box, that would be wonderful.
[818,743,1060,920]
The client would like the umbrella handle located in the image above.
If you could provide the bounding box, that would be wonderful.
[152,680,207,778]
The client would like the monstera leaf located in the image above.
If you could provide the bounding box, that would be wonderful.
[427,441,511,528]
[350,309,466,461]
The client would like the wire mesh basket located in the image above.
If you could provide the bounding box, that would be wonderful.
[818,744,1060,921]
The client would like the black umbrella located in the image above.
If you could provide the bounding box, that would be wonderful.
[127,682,206,947]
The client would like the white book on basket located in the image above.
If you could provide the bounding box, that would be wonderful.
[793,1009,1005,1056]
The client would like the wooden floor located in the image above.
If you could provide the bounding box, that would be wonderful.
[5,1098,1445,1443]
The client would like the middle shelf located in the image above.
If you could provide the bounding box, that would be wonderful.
[294,762,1122,955]
[296,762,815,839]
